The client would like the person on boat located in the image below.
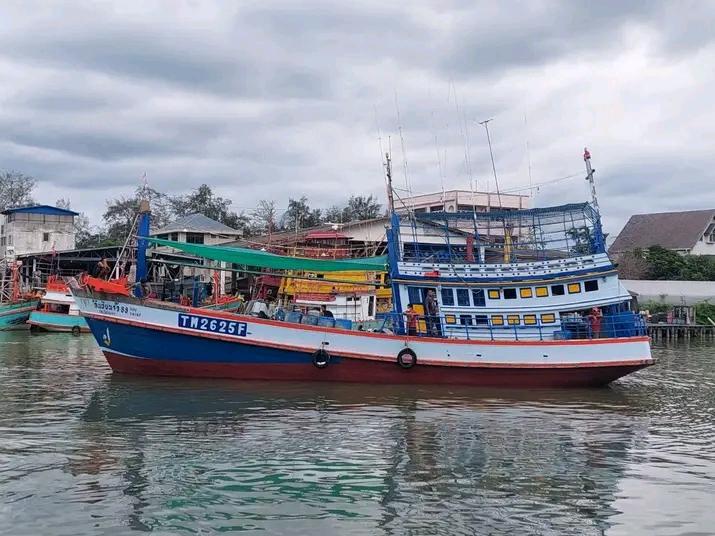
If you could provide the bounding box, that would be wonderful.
[425,289,441,337]
[320,305,334,318]
[97,257,110,280]
[405,304,418,336]
[588,307,603,338]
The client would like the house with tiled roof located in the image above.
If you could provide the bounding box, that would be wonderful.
[151,213,243,245]
[610,209,715,256]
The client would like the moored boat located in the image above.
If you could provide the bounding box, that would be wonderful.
[28,276,89,334]
[73,151,654,387]
[1,258,38,330]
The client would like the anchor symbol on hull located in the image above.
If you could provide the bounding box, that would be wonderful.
[102,327,111,347]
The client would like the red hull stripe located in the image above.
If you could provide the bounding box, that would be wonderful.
[85,309,651,348]
[103,351,650,387]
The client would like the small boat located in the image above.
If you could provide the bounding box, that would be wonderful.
[73,152,654,387]
[0,258,38,330]
[28,276,89,335]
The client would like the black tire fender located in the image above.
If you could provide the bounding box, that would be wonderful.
[397,348,417,369]
[312,348,330,369]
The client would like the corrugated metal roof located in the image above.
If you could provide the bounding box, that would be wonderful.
[151,213,242,235]
[1,204,79,216]
[610,209,715,253]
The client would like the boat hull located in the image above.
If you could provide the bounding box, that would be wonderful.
[0,301,38,330]
[27,311,90,333]
[78,293,654,388]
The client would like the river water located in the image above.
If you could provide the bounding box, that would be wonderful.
[0,333,713,535]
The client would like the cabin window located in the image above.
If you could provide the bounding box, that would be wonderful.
[567,283,581,294]
[445,314,456,324]
[503,288,517,300]
[42,232,50,242]
[474,315,489,325]
[541,313,556,324]
[520,288,533,298]
[368,296,375,317]
[170,232,179,241]
[407,286,423,305]
[186,233,204,244]
[456,288,470,306]
[584,280,599,292]
[459,314,473,326]
[488,289,500,300]
[491,315,504,326]
[441,288,455,306]
[472,289,486,306]
[523,314,537,325]
[535,286,549,297]
[507,315,520,325]
[551,284,565,296]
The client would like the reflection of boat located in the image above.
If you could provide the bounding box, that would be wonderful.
[74,152,653,387]
[0,258,38,330]
[28,276,89,334]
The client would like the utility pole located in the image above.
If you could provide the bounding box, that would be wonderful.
[384,151,394,214]
[583,147,599,214]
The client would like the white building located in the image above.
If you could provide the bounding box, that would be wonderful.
[1,205,77,258]
[397,189,529,214]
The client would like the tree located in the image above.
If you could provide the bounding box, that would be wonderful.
[566,226,594,256]
[102,186,173,245]
[344,195,382,221]
[322,205,344,223]
[281,197,321,230]
[171,184,241,229]
[0,170,36,210]
[645,245,686,280]
[56,198,98,249]
[615,248,649,279]
[250,200,278,235]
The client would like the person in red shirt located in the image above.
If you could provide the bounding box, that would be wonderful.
[405,304,419,336]
[588,307,603,338]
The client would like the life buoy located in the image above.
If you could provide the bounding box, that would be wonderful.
[71,325,81,336]
[397,348,417,369]
[312,348,330,369]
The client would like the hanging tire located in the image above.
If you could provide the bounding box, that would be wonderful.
[71,325,81,336]
[397,348,417,369]
[312,348,330,369]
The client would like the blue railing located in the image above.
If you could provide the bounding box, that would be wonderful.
[378,311,647,341]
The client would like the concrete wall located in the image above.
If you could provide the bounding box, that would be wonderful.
[0,216,75,256]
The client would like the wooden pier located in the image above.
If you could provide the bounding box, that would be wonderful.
[648,323,715,342]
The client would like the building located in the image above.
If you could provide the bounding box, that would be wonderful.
[397,189,529,215]
[151,213,243,246]
[1,205,78,258]
[610,209,715,256]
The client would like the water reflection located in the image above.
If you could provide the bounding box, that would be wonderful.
[1,333,714,535]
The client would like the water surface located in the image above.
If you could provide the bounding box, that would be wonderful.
[0,333,713,535]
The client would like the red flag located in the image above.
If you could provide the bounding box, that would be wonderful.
[583,147,591,161]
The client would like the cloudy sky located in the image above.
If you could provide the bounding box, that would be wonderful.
[1,0,714,235]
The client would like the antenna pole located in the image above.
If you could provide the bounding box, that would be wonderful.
[384,151,395,214]
[583,147,599,214]
[479,118,503,208]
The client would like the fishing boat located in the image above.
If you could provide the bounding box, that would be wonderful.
[27,276,89,334]
[73,153,653,387]
[0,258,39,330]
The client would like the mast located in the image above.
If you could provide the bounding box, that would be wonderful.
[134,199,151,298]
[583,147,599,214]
[384,151,395,214]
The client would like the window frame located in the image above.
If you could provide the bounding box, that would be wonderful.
[440,288,455,306]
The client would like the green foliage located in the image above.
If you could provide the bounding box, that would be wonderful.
[694,301,715,325]
[641,300,669,314]
[171,184,242,229]
[281,196,322,230]
[323,195,382,223]
[103,187,172,246]
[566,226,594,256]
[644,245,686,279]
[0,170,36,210]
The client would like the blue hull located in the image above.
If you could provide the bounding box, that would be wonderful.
[0,301,37,330]
[28,311,89,332]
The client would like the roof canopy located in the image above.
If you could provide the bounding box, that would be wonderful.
[1,204,78,216]
[610,209,715,253]
[146,237,387,272]
[152,213,242,236]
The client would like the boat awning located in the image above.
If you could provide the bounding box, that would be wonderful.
[146,237,388,272]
